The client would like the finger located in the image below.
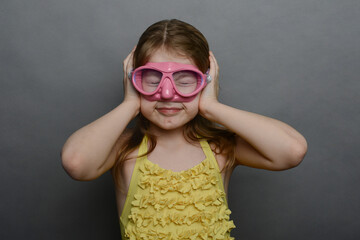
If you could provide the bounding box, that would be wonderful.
[209,51,218,79]
[123,47,137,78]
[209,51,220,98]
[128,46,137,67]
[209,51,219,75]
[209,51,215,76]
[123,53,133,68]
[209,51,216,73]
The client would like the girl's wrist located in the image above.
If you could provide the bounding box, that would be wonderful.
[199,99,221,121]
[121,99,140,118]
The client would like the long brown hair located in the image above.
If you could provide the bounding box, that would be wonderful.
[113,19,236,187]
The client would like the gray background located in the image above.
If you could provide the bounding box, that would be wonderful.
[1,0,359,239]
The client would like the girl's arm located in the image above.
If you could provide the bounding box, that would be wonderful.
[61,48,140,180]
[199,52,307,170]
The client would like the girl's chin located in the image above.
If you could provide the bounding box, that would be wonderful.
[148,118,193,132]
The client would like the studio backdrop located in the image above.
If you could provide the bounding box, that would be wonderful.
[1,0,359,239]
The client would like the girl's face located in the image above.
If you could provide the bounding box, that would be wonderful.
[140,48,200,132]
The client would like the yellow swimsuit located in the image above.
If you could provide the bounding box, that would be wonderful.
[120,136,236,239]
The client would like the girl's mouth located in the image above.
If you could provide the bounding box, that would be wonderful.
[156,107,182,115]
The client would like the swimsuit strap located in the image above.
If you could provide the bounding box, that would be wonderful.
[138,134,148,157]
[199,138,228,206]
[199,138,220,171]
[119,135,147,226]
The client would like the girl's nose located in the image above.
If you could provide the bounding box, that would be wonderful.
[160,78,174,99]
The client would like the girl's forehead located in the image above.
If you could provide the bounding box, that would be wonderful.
[148,48,195,66]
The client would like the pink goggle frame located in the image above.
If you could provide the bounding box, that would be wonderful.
[130,62,211,102]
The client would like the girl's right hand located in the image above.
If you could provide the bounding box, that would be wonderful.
[123,46,140,107]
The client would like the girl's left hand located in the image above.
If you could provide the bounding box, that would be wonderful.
[199,51,220,116]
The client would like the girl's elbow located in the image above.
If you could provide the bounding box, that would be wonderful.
[287,139,308,169]
[61,150,95,181]
[273,139,307,171]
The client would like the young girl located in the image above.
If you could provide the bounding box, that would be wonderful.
[61,19,307,239]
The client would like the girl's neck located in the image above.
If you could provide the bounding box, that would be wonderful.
[148,124,188,145]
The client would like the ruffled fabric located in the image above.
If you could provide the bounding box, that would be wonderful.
[124,156,236,239]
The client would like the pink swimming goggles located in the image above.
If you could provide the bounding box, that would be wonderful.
[130,62,211,102]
